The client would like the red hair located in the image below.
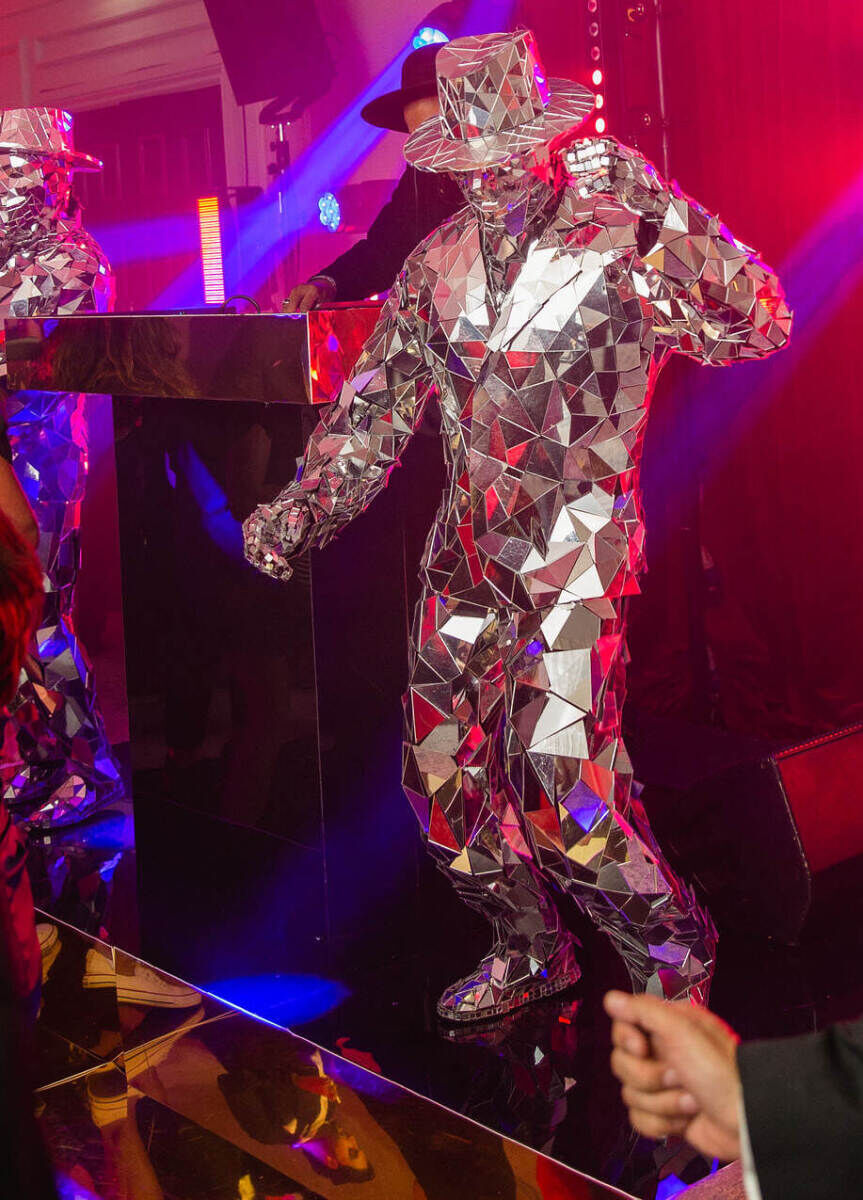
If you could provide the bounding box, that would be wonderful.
[0,511,43,709]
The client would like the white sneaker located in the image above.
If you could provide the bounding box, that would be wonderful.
[84,946,202,1008]
[82,944,116,990]
[122,1004,206,1080]
[37,923,61,982]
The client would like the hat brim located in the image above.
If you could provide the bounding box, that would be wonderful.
[360,80,440,134]
[0,143,103,171]
[403,79,595,173]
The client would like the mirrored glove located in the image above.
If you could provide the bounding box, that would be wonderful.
[242,497,310,581]
[564,137,669,217]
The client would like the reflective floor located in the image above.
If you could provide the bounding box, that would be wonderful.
[29,797,863,1199]
[35,914,649,1200]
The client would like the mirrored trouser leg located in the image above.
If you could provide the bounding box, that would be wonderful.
[4,394,124,828]
[402,592,580,1022]
[4,597,124,829]
[504,600,716,1004]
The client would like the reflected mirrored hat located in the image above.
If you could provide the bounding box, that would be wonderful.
[0,107,102,170]
[404,29,594,173]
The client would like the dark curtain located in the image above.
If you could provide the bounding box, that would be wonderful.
[626,0,863,740]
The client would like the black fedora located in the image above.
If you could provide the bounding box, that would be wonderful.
[360,44,443,133]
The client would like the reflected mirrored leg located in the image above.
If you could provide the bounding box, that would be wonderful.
[6,598,124,827]
[4,393,124,828]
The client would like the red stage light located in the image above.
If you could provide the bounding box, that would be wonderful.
[592,68,603,86]
[595,94,605,109]
[197,196,225,306]
[595,116,606,133]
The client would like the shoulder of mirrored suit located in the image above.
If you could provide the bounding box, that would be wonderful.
[400,206,477,291]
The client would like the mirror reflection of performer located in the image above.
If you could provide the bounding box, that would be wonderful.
[0,108,124,829]
[245,32,791,1022]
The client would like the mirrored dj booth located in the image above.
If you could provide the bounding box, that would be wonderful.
[3,304,452,983]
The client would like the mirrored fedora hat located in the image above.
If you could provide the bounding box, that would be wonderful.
[0,107,102,170]
[404,29,594,173]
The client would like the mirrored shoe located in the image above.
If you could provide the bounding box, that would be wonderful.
[2,760,64,811]
[25,774,125,831]
[437,934,581,1023]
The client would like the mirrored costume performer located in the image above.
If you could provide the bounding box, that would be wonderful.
[0,108,123,828]
[245,33,791,1021]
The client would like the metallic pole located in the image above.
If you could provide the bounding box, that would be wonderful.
[652,0,671,178]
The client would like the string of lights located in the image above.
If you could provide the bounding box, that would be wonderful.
[586,0,606,134]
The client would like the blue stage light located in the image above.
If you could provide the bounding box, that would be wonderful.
[203,973,349,1025]
[412,26,449,49]
[656,1176,688,1200]
[318,191,341,232]
[56,1173,102,1200]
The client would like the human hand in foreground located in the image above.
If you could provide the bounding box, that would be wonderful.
[604,990,742,1161]
[242,498,309,580]
[283,278,336,313]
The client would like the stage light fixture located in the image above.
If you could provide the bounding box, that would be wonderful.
[196,196,225,305]
[595,116,606,133]
[318,191,342,232]
[413,26,450,48]
[592,68,603,85]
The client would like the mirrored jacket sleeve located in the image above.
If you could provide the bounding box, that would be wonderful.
[577,140,792,364]
[260,271,432,557]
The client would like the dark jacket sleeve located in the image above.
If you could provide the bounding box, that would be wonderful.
[738,1018,863,1200]
[316,166,462,302]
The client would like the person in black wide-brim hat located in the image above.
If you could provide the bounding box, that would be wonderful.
[283,44,463,311]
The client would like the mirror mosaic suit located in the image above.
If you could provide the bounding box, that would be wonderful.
[245,33,791,1022]
[0,107,123,828]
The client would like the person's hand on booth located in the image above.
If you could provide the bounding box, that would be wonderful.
[283,277,337,313]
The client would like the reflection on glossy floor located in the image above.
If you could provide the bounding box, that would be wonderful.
[22,392,748,1197]
[32,782,863,1200]
[35,915,648,1199]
